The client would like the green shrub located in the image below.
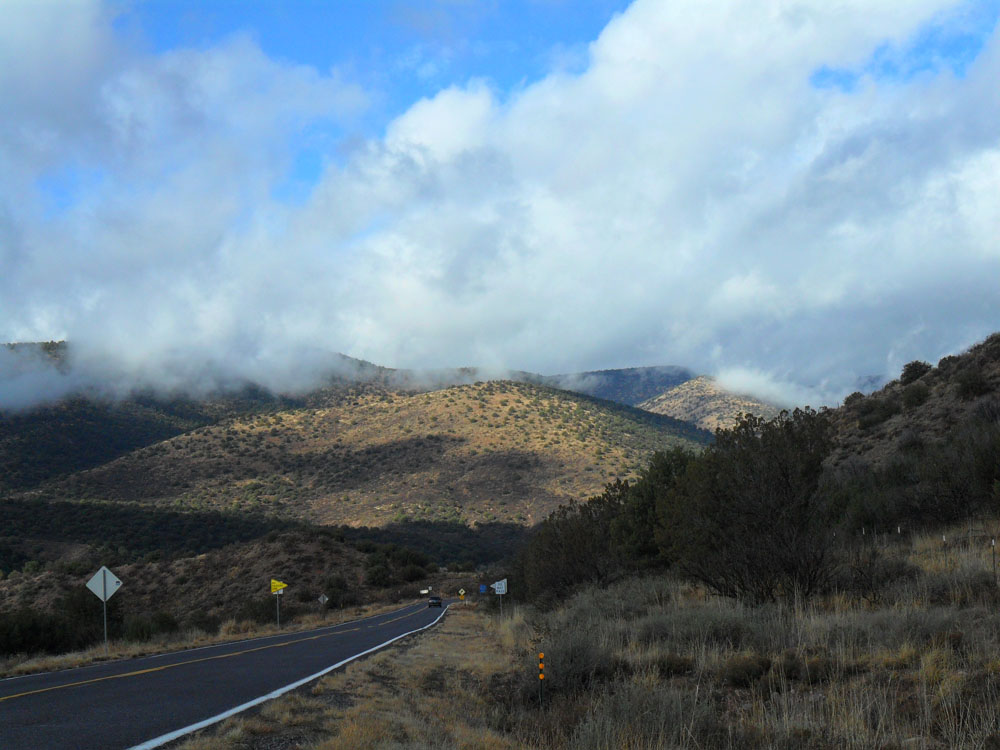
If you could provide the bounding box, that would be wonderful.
[363,561,394,588]
[938,354,960,371]
[920,567,1000,607]
[901,360,932,385]
[843,391,866,407]
[957,366,992,400]
[123,614,156,642]
[234,596,280,625]
[660,409,840,603]
[322,573,359,607]
[541,626,623,693]
[719,652,772,687]
[0,598,108,655]
[857,397,901,429]
[400,563,427,582]
[902,382,930,408]
[654,653,695,677]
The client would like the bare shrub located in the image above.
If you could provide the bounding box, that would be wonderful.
[569,680,725,749]
[902,382,930,409]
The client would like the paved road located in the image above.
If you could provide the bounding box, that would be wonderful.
[0,601,449,749]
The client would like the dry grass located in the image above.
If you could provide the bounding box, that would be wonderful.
[97,537,1000,748]
[515,561,1000,749]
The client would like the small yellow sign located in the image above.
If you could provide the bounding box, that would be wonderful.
[270,579,288,594]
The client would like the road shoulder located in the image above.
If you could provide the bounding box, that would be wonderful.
[172,604,522,749]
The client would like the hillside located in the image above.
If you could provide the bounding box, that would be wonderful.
[638,375,782,431]
[28,381,708,528]
[827,332,1000,472]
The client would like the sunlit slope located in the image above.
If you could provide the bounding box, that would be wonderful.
[46,381,710,526]
[638,376,782,431]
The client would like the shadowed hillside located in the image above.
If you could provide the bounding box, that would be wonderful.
[827,332,1000,475]
[31,380,708,527]
[544,366,694,406]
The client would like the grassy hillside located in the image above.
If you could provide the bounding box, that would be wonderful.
[33,380,708,527]
[638,375,782,431]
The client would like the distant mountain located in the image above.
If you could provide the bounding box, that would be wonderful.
[637,376,782,431]
[541,366,695,406]
[345,362,697,407]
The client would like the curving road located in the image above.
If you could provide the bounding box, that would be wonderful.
[0,601,449,749]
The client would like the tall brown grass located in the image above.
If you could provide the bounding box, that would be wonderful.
[179,532,1000,749]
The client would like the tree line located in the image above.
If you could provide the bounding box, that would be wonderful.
[514,400,1000,605]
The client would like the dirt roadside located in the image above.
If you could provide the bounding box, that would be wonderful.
[172,603,528,750]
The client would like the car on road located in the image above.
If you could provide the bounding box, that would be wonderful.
[428,595,442,607]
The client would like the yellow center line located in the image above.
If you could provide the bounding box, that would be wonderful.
[369,608,422,628]
[0,617,402,704]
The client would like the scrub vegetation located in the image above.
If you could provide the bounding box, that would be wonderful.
[3,333,999,745]
[167,334,1000,748]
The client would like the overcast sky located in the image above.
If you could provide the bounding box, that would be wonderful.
[2,0,999,409]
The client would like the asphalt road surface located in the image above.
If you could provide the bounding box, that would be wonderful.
[0,601,449,749]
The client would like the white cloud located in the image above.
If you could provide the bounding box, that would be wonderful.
[1,0,999,410]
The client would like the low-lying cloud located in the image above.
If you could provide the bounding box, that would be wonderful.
[2,0,999,411]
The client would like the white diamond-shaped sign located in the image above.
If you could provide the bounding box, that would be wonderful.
[86,566,123,602]
[318,594,329,605]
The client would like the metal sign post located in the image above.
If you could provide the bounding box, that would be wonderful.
[490,578,507,616]
[86,566,123,656]
[271,579,288,627]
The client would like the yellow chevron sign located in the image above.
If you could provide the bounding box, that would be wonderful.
[270,579,288,594]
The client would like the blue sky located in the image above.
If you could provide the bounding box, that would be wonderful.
[2,0,1000,408]
[120,1,631,106]
[116,1,631,195]
[107,0,1000,200]
[812,0,1000,89]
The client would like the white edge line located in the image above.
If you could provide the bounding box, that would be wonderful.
[127,604,450,750]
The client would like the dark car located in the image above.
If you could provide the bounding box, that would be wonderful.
[428,595,443,607]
